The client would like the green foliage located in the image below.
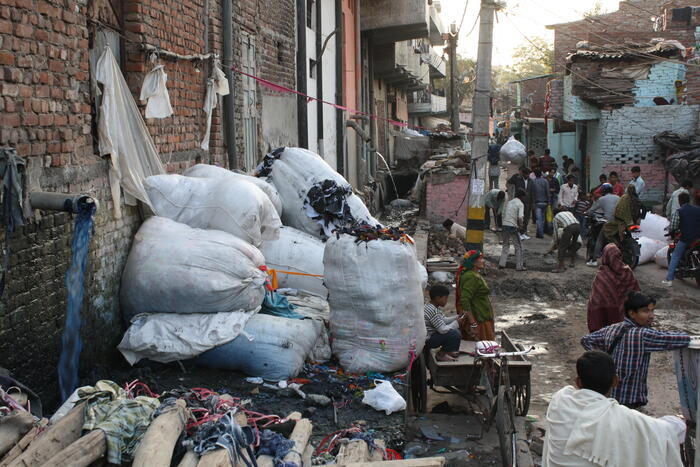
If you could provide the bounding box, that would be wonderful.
[507,37,554,80]
[583,1,608,18]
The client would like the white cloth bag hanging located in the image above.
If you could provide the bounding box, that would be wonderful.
[140,64,174,119]
[201,62,230,150]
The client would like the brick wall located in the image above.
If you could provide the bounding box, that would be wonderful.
[633,61,686,106]
[563,75,601,122]
[518,76,551,118]
[424,173,469,223]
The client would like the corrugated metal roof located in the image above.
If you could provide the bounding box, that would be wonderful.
[567,39,686,62]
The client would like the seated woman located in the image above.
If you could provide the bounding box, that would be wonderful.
[424,285,463,362]
[456,250,496,341]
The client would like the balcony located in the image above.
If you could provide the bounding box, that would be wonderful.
[374,40,430,91]
[408,92,447,116]
[361,0,429,44]
[428,2,446,45]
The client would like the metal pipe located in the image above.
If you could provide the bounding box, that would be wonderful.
[29,192,99,214]
[335,0,344,175]
[222,0,237,169]
[296,0,308,148]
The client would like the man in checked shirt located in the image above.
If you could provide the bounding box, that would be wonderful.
[581,292,690,409]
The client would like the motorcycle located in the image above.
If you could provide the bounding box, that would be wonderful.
[585,213,606,262]
[620,225,641,270]
[667,232,700,287]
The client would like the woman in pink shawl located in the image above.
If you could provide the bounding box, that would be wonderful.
[587,243,640,332]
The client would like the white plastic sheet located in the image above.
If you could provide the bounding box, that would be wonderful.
[145,174,281,247]
[120,217,268,319]
[324,235,426,373]
[639,236,666,265]
[95,47,165,217]
[140,65,174,119]
[118,308,259,365]
[655,245,670,268]
[184,164,283,216]
[362,380,406,415]
[201,61,230,151]
[637,213,670,242]
[499,136,527,164]
[260,227,327,298]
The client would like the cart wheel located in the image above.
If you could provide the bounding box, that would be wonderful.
[513,381,531,416]
[409,352,428,413]
[496,385,517,467]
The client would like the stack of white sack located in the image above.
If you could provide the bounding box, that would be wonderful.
[183,163,283,216]
[635,213,670,242]
[144,173,281,247]
[256,147,380,239]
[259,226,327,298]
[638,237,666,265]
[324,233,426,373]
[120,217,269,320]
[655,246,670,268]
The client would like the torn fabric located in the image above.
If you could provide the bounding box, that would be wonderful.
[140,64,174,119]
[201,61,231,151]
[95,47,165,218]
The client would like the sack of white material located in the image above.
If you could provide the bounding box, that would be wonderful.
[324,233,426,373]
[256,147,380,239]
[118,309,259,365]
[638,236,666,265]
[636,213,670,242]
[194,313,323,380]
[144,174,281,247]
[499,136,527,164]
[284,292,331,363]
[121,217,268,319]
[655,245,670,268]
[259,227,327,298]
[183,164,283,216]
[362,380,406,415]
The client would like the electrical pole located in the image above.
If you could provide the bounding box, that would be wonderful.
[465,0,497,251]
[448,26,459,132]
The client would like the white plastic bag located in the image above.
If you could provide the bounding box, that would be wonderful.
[118,308,258,365]
[184,164,283,216]
[499,136,526,164]
[324,234,426,373]
[417,262,428,289]
[638,236,666,265]
[637,213,670,242]
[362,380,406,415]
[120,217,268,319]
[145,174,281,247]
[655,245,670,268]
[260,227,327,298]
[140,65,174,119]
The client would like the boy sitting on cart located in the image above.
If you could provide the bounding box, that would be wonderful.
[424,285,465,362]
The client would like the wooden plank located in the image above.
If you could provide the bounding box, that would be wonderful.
[7,402,85,467]
[0,412,35,457]
[335,440,370,464]
[41,429,106,467]
[369,440,386,462]
[197,450,231,467]
[281,419,312,466]
[0,420,47,467]
[302,444,313,466]
[132,399,188,467]
[338,457,445,467]
[257,411,301,467]
[177,451,199,467]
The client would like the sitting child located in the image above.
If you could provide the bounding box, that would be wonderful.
[424,285,463,362]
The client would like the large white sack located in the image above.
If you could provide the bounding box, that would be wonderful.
[655,245,670,268]
[499,136,526,164]
[195,313,323,380]
[183,164,283,216]
[324,234,426,373]
[259,227,327,298]
[284,293,331,363]
[145,174,281,247]
[639,236,666,264]
[121,217,268,319]
[118,308,259,365]
[637,213,670,242]
[258,147,380,238]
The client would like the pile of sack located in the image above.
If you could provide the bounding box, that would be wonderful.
[632,213,671,267]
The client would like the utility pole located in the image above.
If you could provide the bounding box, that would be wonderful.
[448,24,459,132]
[465,0,497,251]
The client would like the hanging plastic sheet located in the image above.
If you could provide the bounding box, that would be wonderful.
[140,64,174,119]
[201,61,230,151]
[0,148,25,296]
[95,47,165,217]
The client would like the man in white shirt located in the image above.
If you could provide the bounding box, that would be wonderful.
[498,189,527,271]
[558,175,579,209]
[666,179,692,218]
[442,219,466,240]
[542,351,685,467]
[629,166,645,198]
[546,210,581,272]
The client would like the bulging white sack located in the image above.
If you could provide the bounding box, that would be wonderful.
[184,164,283,216]
[655,245,670,268]
[118,309,258,365]
[324,234,426,373]
[638,236,666,265]
[144,174,281,247]
[637,213,670,242]
[258,147,380,238]
[195,313,323,381]
[121,217,268,319]
[499,136,527,164]
[259,227,327,298]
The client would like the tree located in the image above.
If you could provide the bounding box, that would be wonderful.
[434,55,476,108]
[583,1,608,18]
[507,37,554,80]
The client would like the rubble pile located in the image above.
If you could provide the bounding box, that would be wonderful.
[428,228,466,258]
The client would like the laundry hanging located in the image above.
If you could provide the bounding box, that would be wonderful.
[201,61,230,150]
[95,47,165,218]
[140,64,174,119]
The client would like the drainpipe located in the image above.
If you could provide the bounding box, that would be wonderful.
[222,0,237,169]
[316,0,324,156]
[335,0,344,175]
[297,0,308,148]
[29,193,99,214]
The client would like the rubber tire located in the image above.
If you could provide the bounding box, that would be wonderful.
[409,353,427,413]
[496,385,517,467]
[514,382,531,416]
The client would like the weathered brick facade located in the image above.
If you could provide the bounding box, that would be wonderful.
[424,173,469,224]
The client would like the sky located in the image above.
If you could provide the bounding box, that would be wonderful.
[438,0,625,66]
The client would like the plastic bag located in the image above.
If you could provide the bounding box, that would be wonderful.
[655,245,669,268]
[417,262,428,290]
[499,136,527,164]
[324,234,426,373]
[184,164,283,216]
[546,205,554,223]
[637,213,670,242]
[145,174,281,247]
[362,380,406,415]
[638,236,666,265]
[120,217,268,319]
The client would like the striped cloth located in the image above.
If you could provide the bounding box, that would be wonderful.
[553,211,578,243]
[424,303,456,336]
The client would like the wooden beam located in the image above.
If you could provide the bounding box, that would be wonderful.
[41,430,106,467]
[256,411,302,467]
[177,451,199,467]
[0,420,48,467]
[132,399,188,467]
[281,419,312,466]
[335,440,370,464]
[338,457,445,467]
[0,412,35,457]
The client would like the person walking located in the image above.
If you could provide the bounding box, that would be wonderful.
[529,169,550,238]
[663,192,700,287]
[507,167,531,232]
[629,166,645,198]
[483,189,506,232]
[608,171,625,197]
[587,243,640,332]
[456,250,495,341]
[499,189,527,271]
[558,175,578,210]
[540,148,555,172]
[602,185,642,246]
[666,179,693,219]
[547,210,581,272]
[584,184,620,265]
[487,143,501,190]
[581,292,690,409]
